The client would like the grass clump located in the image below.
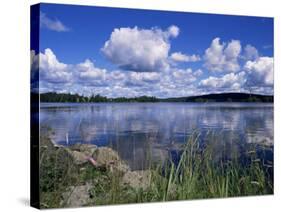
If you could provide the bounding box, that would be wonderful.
[146,132,273,201]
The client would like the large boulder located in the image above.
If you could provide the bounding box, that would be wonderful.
[66,150,88,165]
[93,147,130,173]
[70,144,98,156]
[67,144,98,165]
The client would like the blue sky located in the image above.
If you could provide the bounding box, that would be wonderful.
[31,3,274,97]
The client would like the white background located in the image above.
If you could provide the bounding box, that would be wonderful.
[0,0,280,211]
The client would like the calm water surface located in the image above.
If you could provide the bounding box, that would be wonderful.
[40,102,273,170]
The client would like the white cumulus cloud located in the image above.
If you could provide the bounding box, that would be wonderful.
[75,59,108,86]
[167,25,180,38]
[126,72,161,86]
[243,44,259,61]
[39,48,72,84]
[171,68,196,82]
[76,59,106,80]
[244,56,273,87]
[170,52,201,62]
[199,72,246,90]
[204,38,241,72]
[101,26,179,72]
[194,69,203,77]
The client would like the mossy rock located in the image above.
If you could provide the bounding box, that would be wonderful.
[61,182,93,208]
[69,143,98,156]
[66,144,98,165]
[93,147,130,173]
[66,150,88,165]
[122,170,153,190]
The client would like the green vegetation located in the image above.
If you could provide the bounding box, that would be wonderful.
[39,92,158,103]
[165,93,273,103]
[38,92,273,103]
[39,131,273,208]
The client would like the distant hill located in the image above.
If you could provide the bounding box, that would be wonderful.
[163,93,273,103]
[37,92,273,103]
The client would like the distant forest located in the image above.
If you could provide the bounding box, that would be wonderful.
[37,92,273,103]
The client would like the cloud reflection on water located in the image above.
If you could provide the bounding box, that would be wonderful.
[40,103,273,169]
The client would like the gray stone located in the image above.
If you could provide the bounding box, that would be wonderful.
[122,170,153,190]
[61,183,92,208]
[68,150,88,165]
[70,144,98,156]
[66,144,98,165]
[93,147,130,173]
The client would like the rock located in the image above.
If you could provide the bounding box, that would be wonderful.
[40,136,56,150]
[67,150,88,165]
[70,144,98,156]
[93,147,130,173]
[67,144,98,165]
[61,183,92,208]
[122,170,153,190]
[66,145,129,171]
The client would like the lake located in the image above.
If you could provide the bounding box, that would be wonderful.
[40,102,273,170]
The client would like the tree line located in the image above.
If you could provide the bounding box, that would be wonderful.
[39,92,158,103]
[38,92,273,103]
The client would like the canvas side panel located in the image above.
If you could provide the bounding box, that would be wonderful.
[30,3,40,209]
